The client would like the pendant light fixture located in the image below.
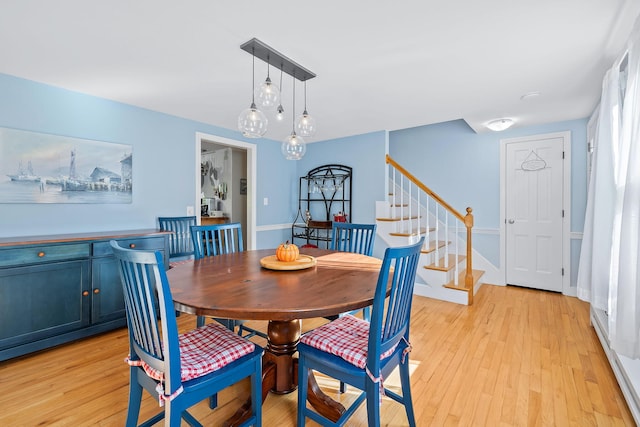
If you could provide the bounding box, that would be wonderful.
[276,65,285,121]
[239,38,316,158]
[282,75,306,160]
[295,80,316,137]
[254,56,280,109]
[237,49,267,138]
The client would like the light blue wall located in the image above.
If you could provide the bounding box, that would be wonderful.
[0,72,588,279]
[0,73,389,249]
[297,131,388,224]
[389,118,588,287]
[0,73,298,243]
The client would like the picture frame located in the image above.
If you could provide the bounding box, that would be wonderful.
[0,127,133,204]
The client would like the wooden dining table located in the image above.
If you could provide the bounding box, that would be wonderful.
[166,247,383,426]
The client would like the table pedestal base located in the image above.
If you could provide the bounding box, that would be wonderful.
[223,319,346,427]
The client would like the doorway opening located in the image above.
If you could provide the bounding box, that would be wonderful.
[195,132,257,249]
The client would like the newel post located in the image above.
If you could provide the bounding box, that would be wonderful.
[464,207,474,305]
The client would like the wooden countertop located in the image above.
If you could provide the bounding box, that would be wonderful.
[0,229,171,247]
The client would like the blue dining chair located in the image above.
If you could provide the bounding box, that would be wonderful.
[331,222,376,257]
[190,223,268,339]
[330,222,378,392]
[158,216,196,267]
[330,222,377,321]
[109,240,263,427]
[297,238,424,427]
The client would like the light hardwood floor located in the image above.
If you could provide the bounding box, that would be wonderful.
[0,284,634,426]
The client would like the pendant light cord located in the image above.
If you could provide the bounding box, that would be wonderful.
[303,81,308,111]
[251,48,256,104]
[266,55,270,80]
[291,74,296,132]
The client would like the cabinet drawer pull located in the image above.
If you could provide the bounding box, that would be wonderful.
[93,289,100,294]
[38,251,45,257]
[129,243,136,248]
[82,291,89,296]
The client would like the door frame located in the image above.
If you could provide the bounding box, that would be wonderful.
[499,131,572,295]
[195,132,257,250]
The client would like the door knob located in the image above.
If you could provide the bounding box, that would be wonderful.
[508,219,515,224]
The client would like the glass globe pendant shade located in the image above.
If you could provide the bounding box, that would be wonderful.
[238,102,268,138]
[295,110,316,137]
[276,104,285,121]
[255,77,280,109]
[281,131,306,160]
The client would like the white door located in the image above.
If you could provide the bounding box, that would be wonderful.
[504,135,565,292]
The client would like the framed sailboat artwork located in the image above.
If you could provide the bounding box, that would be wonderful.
[0,127,133,204]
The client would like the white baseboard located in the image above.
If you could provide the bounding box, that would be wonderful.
[591,307,640,425]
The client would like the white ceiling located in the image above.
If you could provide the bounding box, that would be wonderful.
[1,1,638,142]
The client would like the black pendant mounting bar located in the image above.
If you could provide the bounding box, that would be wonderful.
[240,38,316,82]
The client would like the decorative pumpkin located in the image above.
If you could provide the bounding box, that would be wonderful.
[276,241,299,262]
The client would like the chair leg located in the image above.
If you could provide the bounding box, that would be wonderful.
[196,316,206,328]
[208,393,218,410]
[399,361,417,427]
[365,377,382,427]
[125,376,143,427]
[252,357,263,426]
[297,360,310,426]
[166,400,182,427]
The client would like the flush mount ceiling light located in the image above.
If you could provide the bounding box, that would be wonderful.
[238,38,316,159]
[486,118,514,132]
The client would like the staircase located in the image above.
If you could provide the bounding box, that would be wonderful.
[375,155,485,305]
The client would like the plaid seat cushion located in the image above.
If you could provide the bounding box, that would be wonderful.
[300,314,396,369]
[139,322,256,382]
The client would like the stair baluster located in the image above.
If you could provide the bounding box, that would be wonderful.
[384,154,477,305]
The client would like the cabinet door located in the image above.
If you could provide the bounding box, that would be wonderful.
[91,256,126,324]
[0,260,90,350]
[91,236,167,324]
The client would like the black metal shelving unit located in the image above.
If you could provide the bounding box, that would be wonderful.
[292,164,352,248]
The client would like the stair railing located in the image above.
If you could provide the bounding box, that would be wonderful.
[386,154,475,304]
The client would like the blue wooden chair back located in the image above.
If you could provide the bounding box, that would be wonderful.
[329,222,377,325]
[110,240,263,426]
[158,216,196,260]
[368,238,423,374]
[189,223,266,339]
[330,222,376,256]
[190,223,243,259]
[297,237,424,427]
[110,240,180,390]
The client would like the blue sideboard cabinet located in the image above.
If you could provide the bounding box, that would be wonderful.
[0,230,170,361]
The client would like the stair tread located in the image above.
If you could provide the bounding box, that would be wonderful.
[423,254,465,272]
[389,227,431,237]
[376,215,419,222]
[443,269,484,291]
[421,240,449,254]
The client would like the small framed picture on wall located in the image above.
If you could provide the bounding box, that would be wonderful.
[239,178,247,195]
